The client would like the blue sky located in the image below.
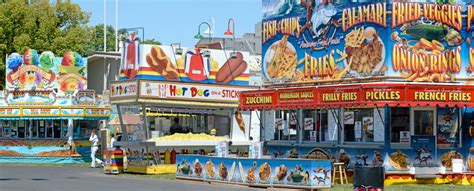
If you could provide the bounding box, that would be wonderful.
[73,0,262,47]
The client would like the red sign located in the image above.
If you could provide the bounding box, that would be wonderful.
[277,88,317,108]
[406,84,474,107]
[238,84,474,110]
[362,84,405,106]
[239,90,277,110]
[318,85,361,106]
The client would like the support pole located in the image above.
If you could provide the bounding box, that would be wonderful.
[117,105,128,141]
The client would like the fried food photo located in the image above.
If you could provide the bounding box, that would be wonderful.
[194,161,203,177]
[389,150,409,169]
[266,35,297,79]
[440,151,462,169]
[218,162,228,180]
[274,165,287,182]
[258,162,271,182]
[247,167,256,183]
[345,27,383,73]
[205,160,215,178]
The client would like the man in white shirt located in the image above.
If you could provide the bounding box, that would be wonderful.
[110,134,116,148]
[89,129,102,168]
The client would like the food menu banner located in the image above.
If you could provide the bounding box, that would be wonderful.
[139,81,252,102]
[277,88,317,107]
[262,1,474,84]
[240,90,278,110]
[120,44,250,86]
[239,83,474,110]
[6,50,88,96]
[318,85,361,106]
[406,84,474,104]
[176,155,332,188]
[361,84,405,105]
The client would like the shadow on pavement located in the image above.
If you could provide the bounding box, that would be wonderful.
[0,178,20,181]
[31,179,48,181]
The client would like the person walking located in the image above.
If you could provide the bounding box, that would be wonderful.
[89,129,102,168]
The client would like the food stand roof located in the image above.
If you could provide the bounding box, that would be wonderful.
[239,83,474,110]
[108,114,141,125]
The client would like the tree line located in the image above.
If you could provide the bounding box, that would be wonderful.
[0,0,161,89]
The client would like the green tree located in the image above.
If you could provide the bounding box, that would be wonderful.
[0,0,92,89]
[142,38,161,45]
[87,24,121,52]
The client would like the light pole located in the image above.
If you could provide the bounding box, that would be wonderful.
[194,22,212,42]
[224,18,236,57]
[195,22,212,57]
[204,18,215,38]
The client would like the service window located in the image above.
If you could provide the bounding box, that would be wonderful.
[18,120,25,138]
[302,109,332,143]
[10,121,18,138]
[53,120,61,139]
[46,120,53,138]
[302,109,316,142]
[411,108,435,136]
[274,110,298,141]
[437,107,460,148]
[39,120,45,138]
[344,108,381,143]
[390,107,410,145]
[31,120,38,138]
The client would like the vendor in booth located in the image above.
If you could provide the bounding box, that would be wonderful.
[169,118,183,134]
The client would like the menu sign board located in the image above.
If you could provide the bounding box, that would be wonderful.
[262,1,474,84]
[110,81,138,99]
[318,86,360,105]
[278,88,316,107]
[139,81,251,102]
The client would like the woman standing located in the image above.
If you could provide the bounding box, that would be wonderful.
[89,129,102,168]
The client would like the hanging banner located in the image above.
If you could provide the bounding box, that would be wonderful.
[406,84,474,106]
[239,90,277,110]
[110,81,138,99]
[262,1,474,84]
[139,81,252,102]
[277,88,317,107]
[318,85,360,106]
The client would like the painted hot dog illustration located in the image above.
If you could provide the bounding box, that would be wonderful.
[216,52,247,84]
[146,46,180,80]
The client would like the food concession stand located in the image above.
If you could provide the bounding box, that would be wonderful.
[0,49,111,163]
[240,0,474,186]
[111,40,262,174]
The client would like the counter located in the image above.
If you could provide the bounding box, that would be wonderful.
[176,155,332,189]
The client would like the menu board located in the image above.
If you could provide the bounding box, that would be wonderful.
[262,1,474,84]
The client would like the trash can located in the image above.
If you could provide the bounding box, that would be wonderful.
[103,148,124,174]
[353,166,384,191]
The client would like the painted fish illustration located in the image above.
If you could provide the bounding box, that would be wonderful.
[311,3,337,38]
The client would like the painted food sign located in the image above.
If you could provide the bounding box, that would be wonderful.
[139,81,250,102]
[120,44,250,86]
[5,49,87,96]
[262,1,474,84]
[176,155,332,188]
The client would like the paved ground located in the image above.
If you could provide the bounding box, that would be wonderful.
[0,165,262,191]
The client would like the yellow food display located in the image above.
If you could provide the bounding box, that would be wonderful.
[147,133,227,142]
